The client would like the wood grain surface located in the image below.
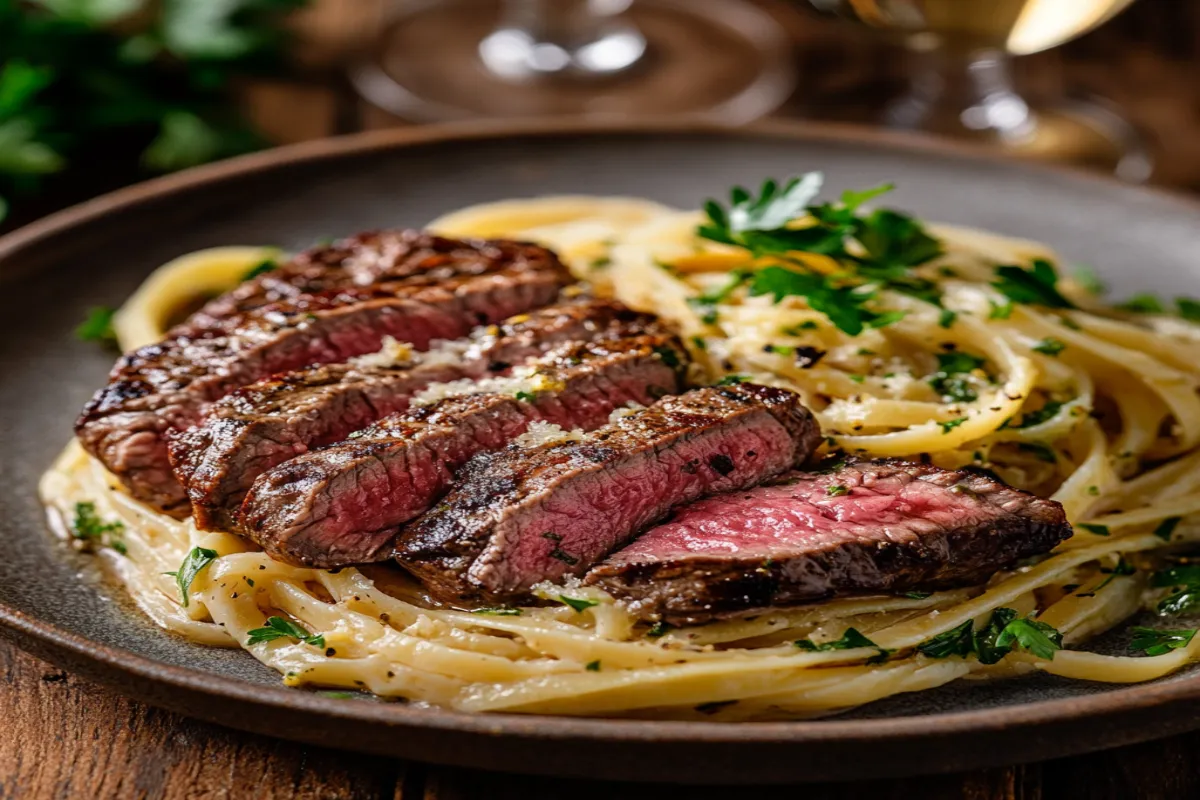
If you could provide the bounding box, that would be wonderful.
[8,3,1200,798]
[4,634,1200,799]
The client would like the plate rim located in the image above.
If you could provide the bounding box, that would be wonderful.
[4,116,1200,772]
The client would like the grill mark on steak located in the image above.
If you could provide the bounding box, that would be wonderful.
[172,298,660,532]
[396,383,822,604]
[586,458,1073,624]
[238,333,687,568]
[181,231,562,335]
[76,246,570,515]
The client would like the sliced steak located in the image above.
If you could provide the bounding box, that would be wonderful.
[77,255,570,515]
[239,333,686,567]
[397,383,822,604]
[172,298,659,531]
[587,459,1073,624]
[182,231,564,335]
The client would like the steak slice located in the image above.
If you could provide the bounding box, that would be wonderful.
[586,459,1073,624]
[239,333,688,568]
[396,383,822,604]
[182,231,564,335]
[77,256,570,515]
[172,298,659,531]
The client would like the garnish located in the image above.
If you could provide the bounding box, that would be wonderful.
[1179,298,1200,322]
[1073,266,1106,296]
[928,351,986,403]
[558,595,600,613]
[795,627,878,652]
[1130,627,1196,656]
[653,346,682,368]
[246,616,325,649]
[1031,338,1066,357]
[70,501,126,553]
[1075,557,1135,596]
[164,546,218,608]
[585,660,602,671]
[993,617,1064,661]
[1009,400,1064,429]
[903,591,932,600]
[938,417,968,434]
[646,621,672,638]
[938,308,957,329]
[1079,523,1110,536]
[1155,516,1183,542]
[470,607,522,616]
[1152,564,1200,615]
[988,300,1014,320]
[1117,294,1165,314]
[76,306,118,346]
[992,260,1076,309]
[748,267,905,337]
[825,484,849,497]
[243,259,277,281]
[917,619,974,658]
[514,390,536,403]
[917,608,1063,664]
[715,374,749,385]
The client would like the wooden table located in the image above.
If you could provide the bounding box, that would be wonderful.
[9,4,1200,797]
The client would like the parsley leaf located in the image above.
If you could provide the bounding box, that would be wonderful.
[1117,293,1165,314]
[585,659,602,671]
[557,595,600,613]
[70,501,126,553]
[1010,400,1064,429]
[246,616,325,649]
[748,267,903,336]
[1130,627,1196,657]
[1155,516,1182,542]
[1031,338,1066,357]
[994,617,1063,661]
[1153,563,1200,616]
[928,351,985,402]
[1079,523,1110,536]
[938,417,968,434]
[917,619,975,658]
[470,607,522,616]
[715,374,749,386]
[826,484,850,496]
[243,259,277,281]
[795,627,878,652]
[699,174,826,252]
[1178,298,1200,322]
[993,260,1076,309]
[165,546,217,608]
[76,306,118,346]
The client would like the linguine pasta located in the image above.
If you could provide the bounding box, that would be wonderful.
[39,188,1200,719]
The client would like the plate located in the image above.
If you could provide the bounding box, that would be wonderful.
[3,120,1200,784]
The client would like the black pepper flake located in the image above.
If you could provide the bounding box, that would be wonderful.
[488,360,511,372]
[325,648,336,657]
[549,547,579,566]
[542,531,563,542]
[709,454,735,476]
[387,671,395,678]
[794,346,826,369]
[681,459,699,474]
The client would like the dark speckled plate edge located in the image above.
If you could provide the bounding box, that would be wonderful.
[3,118,1200,784]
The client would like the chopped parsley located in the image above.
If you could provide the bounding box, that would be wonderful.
[514,390,537,403]
[1009,400,1064,429]
[589,255,612,270]
[76,306,118,346]
[1117,293,1165,314]
[917,608,1063,664]
[1130,627,1196,656]
[826,484,850,497]
[1179,298,1200,322]
[938,308,957,329]
[988,300,1014,320]
[1079,523,1110,536]
[1155,516,1183,542]
[1152,563,1200,615]
[938,417,968,434]
[470,607,522,616]
[164,546,218,608]
[246,616,325,649]
[715,374,749,386]
[748,267,905,336]
[903,591,932,600]
[558,595,600,613]
[646,621,672,638]
[585,660,602,671]
[928,351,986,403]
[992,260,1076,309]
[795,627,878,652]
[653,346,682,368]
[1031,338,1066,357]
[243,259,278,281]
[1073,266,1106,296]
[70,501,126,554]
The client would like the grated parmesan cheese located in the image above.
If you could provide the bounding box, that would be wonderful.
[413,365,553,407]
[514,421,586,449]
[351,336,415,369]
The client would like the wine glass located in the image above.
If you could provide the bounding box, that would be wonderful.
[350,0,795,124]
[806,0,1151,181]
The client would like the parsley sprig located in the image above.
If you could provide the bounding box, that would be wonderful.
[70,501,126,555]
[1130,627,1197,656]
[796,627,892,664]
[697,174,943,336]
[917,608,1063,663]
[246,616,325,649]
[163,546,218,608]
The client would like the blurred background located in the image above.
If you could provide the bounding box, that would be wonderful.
[0,0,1195,231]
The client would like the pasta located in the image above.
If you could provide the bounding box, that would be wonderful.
[40,187,1200,719]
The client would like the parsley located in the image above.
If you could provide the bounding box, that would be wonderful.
[748,266,904,336]
[70,501,125,553]
[917,619,974,658]
[1031,338,1066,357]
[903,591,932,600]
[1010,400,1064,429]
[928,351,985,403]
[589,256,612,270]
[715,374,749,386]
[1179,298,1200,322]
[826,484,850,497]
[1073,266,1106,296]
[164,547,217,608]
[1079,523,1110,536]
[1017,442,1057,463]
[992,260,1076,309]
[514,390,536,403]
[988,300,1014,320]
[1075,557,1135,596]
[76,306,118,346]
[1130,627,1197,656]
[558,595,600,613]
[795,627,887,666]
[654,346,682,368]
[1117,293,1165,314]
[690,336,707,351]
[246,617,325,649]
[938,308,957,328]
[585,660,602,672]
[1155,516,1183,542]
[848,374,865,384]
[470,607,522,616]
[1152,564,1200,615]
[994,617,1063,661]
[938,417,968,434]
[698,174,827,255]
[646,621,672,638]
[243,259,277,281]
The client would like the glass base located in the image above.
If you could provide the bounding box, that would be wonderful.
[349,0,795,124]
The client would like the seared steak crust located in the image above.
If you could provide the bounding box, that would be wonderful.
[397,383,822,604]
[183,231,565,335]
[239,333,687,568]
[171,298,656,531]
[586,459,1073,624]
[77,242,570,515]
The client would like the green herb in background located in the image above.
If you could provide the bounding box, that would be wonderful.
[0,0,306,222]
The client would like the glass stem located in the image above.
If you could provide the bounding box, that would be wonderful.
[479,0,647,81]
[886,43,1035,144]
